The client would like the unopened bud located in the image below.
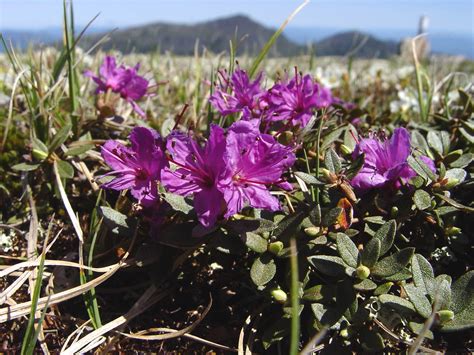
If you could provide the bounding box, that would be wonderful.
[340,328,349,338]
[437,310,455,324]
[390,206,399,218]
[271,289,288,303]
[320,168,337,183]
[356,265,371,280]
[445,226,461,236]
[268,241,284,255]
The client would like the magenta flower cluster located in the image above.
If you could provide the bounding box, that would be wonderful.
[209,68,338,127]
[101,120,295,227]
[85,56,150,117]
[350,127,436,192]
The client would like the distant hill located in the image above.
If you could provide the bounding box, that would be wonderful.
[315,31,399,58]
[5,15,454,59]
[79,15,303,56]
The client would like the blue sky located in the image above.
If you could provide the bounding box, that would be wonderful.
[0,0,472,34]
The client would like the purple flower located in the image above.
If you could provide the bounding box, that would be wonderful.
[161,125,227,227]
[85,56,149,117]
[218,120,296,218]
[209,69,267,120]
[350,127,436,192]
[101,127,167,206]
[267,72,334,127]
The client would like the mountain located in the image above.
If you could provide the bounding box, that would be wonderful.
[315,31,399,58]
[79,15,303,56]
[8,15,466,58]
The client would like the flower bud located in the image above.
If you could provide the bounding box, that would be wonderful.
[437,310,455,324]
[445,226,461,236]
[268,241,284,255]
[271,289,288,303]
[356,265,371,280]
[320,168,337,183]
[390,206,399,218]
[339,328,349,338]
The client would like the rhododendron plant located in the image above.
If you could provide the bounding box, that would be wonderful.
[350,127,436,192]
[101,127,167,206]
[85,56,150,116]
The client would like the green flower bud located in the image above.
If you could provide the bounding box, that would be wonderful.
[437,310,455,324]
[340,328,349,338]
[271,289,288,303]
[356,265,371,280]
[268,241,284,255]
[445,226,461,236]
[390,206,399,218]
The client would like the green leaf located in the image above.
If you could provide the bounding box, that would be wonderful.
[162,192,193,214]
[411,131,429,154]
[12,163,40,172]
[225,218,275,235]
[374,282,393,295]
[311,303,345,329]
[413,189,432,211]
[294,171,325,185]
[307,255,347,277]
[309,204,321,226]
[324,148,341,174]
[407,155,437,182]
[261,319,289,350]
[243,232,268,253]
[440,305,474,332]
[408,322,434,340]
[49,123,72,152]
[336,233,359,268]
[435,193,474,213]
[361,238,380,268]
[321,207,343,227]
[427,131,444,155]
[65,143,94,156]
[372,248,415,277]
[303,284,335,302]
[411,254,434,297]
[449,153,473,168]
[374,220,396,256]
[384,268,412,281]
[451,270,474,314]
[345,153,365,180]
[273,211,305,240]
[436,279,452,311]
[379,294,416,314]
[360,328,385,352]
[445,168,467,184]
[57,159,74,179]
[353,278,377,291]
[404,283,432,318]
[250,254,276,286]
[32,137,49,159]
[97,206,136,236]
[344,123,358,151]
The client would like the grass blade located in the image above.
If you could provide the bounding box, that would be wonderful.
[248,0,309,78]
